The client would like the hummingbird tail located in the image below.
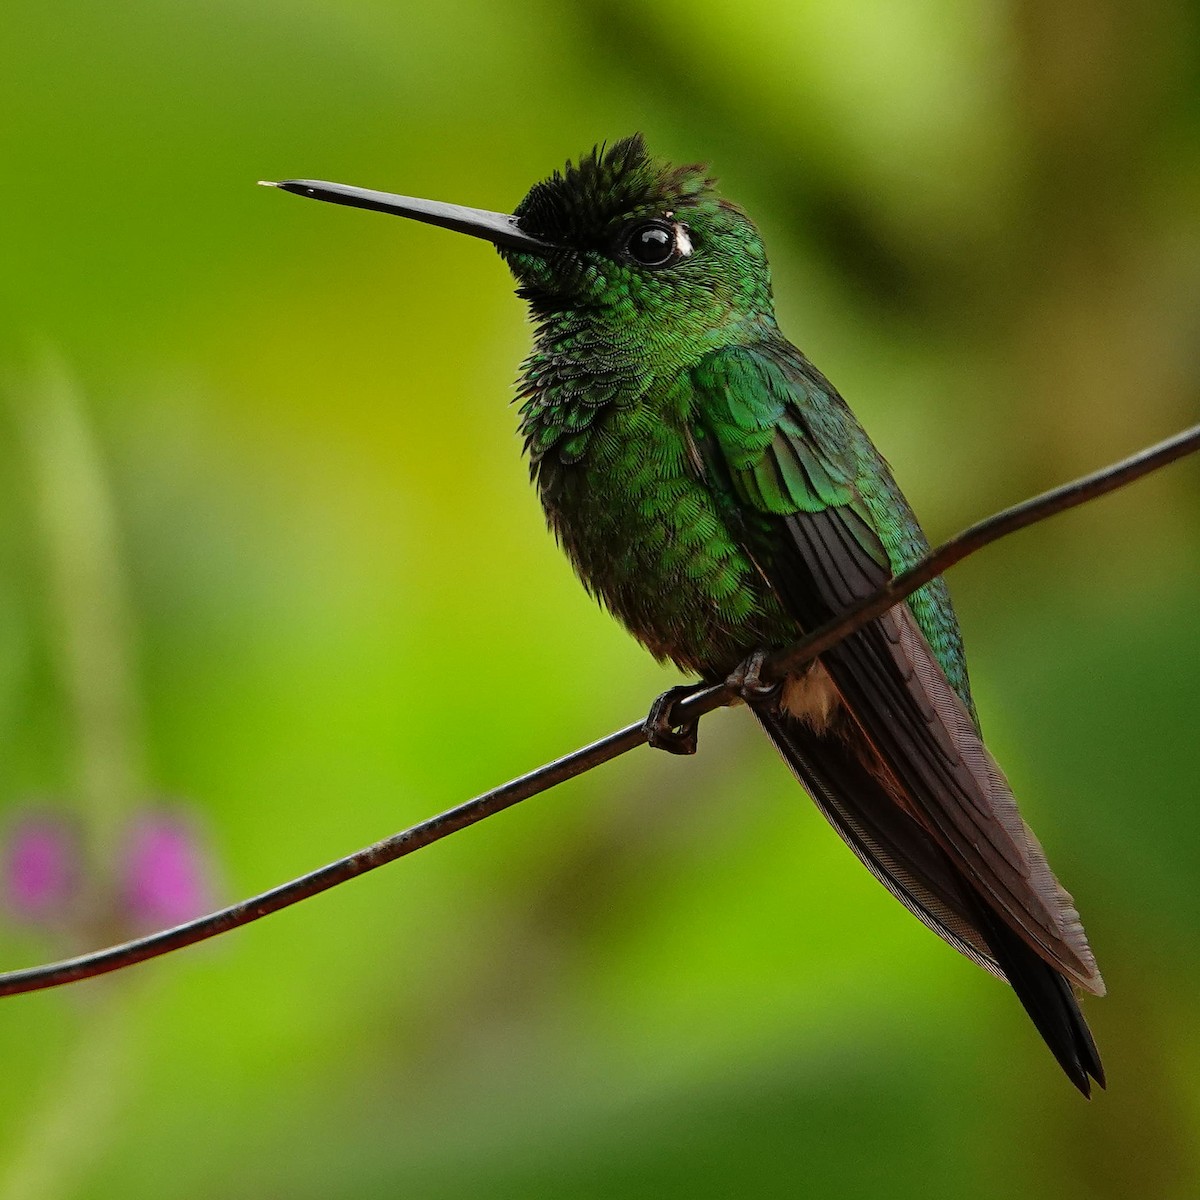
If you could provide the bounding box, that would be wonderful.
[967,899,1105,1096]
[755,707,1105,1096]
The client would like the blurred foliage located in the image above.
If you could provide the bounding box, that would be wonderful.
[1,0,1198,1197]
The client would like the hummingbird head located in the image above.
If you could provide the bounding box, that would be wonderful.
[265,135,776,354]
[502,136,774,331]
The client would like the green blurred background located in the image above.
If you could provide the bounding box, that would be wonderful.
[1,0,1198,1196]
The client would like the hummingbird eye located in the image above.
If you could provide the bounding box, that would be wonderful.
[623,219,691,269]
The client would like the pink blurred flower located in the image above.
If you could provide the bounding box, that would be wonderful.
[120,809,214,929]
[3,811,81,923]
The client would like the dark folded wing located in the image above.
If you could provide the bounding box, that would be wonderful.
[758,708,1105,1094]
[780,505,1102,993]
[756,706,1005,978]
[691,346,1104,995]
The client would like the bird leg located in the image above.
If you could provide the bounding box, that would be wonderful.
[644,650,782,755]
[642,684,706,755]
[725,649,782,713]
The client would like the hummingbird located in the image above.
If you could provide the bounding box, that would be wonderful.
[264,135,1105,1095]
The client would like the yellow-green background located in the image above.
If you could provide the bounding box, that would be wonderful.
[2,1,1198,1197]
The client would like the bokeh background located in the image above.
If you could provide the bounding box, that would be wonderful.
[1,1,1198,1197]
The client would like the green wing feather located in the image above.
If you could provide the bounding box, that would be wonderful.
[692,345,973,709]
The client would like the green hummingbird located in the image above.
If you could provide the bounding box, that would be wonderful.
[265,135,1105,1095]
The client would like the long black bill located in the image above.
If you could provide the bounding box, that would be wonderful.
[260,179,553,254]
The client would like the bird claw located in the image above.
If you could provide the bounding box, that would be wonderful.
[726,649,781,712]
[643,652,779,754]
[642,684,704,755]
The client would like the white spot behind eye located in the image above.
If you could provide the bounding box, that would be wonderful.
[674,224,693,257]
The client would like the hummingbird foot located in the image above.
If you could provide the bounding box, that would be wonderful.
[725,649,782,713]
[642,685,706,755]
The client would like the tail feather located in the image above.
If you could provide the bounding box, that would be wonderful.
[971,901,1105,1096]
